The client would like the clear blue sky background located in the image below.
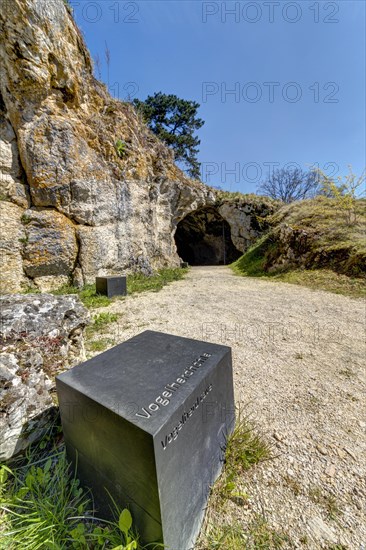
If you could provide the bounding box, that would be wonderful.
[71,0,365,193]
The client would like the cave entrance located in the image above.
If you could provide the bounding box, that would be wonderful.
[174,207,242,266]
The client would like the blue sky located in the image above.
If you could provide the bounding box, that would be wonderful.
[71,0,365,193]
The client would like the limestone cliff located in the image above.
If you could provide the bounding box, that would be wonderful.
[0,0,214,292]
[0,0,275,292]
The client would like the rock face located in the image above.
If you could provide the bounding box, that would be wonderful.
[217,197,277,253]
[22,208,79,289]
[0,351,55,462]
[0,0,276,292]
[0,201,28,293]
[0,112,29,208]
[0,0,214,291]
[0,293,89,460]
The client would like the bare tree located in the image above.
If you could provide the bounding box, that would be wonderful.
[94,53,102,80]
[257,167,320,203]
[104,41,111,89]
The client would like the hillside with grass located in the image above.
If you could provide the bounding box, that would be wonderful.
[232,196,366,298]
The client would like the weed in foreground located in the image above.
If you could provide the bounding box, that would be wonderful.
[199,515,290,550]
[197,415,282,549]
[87,338,115,352]
[308,486,342,520]
[0,425,152,549]
[51,284,112,308]
[225,416,272,478]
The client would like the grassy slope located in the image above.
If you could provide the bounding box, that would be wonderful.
[231,197,366,299]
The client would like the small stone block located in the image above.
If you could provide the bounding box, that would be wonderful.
[56,330,235,550]
[180,261,189,268]
[96,276,127,297]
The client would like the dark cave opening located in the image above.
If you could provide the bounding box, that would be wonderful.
[174,207,242,266]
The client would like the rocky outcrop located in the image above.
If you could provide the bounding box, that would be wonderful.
[247,197,366,277]
[0,293,89,460]
[0,351,55,462]
[0,293,89,367]
[0,0,214,292]
[264,224,315,273]
[217,196,277,252]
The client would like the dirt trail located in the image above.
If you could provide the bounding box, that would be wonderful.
[97,266,366,548]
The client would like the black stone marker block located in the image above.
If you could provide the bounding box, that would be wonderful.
[96,276,127,297]
[56,330,235,550]
[180,261,189,268]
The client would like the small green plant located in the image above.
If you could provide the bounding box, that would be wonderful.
[127,267,188,294]
[18,235,29,245]
[225,415,272,477]
[115,139,128,158]
[51,283,112,308]
[93,312,119,327]
[203,523,246,549]
[85,313,120,341]
[87,337,115,352]
[115,508,137,550]
[200,516,289,549]
[245,515,290,549]
[21,213,32,225]
[309,486,341,520]
[217,414,271,504]
[0,427,143,550]
[0,450,90,548]
[197,414,273,548]
[22,285,41,294]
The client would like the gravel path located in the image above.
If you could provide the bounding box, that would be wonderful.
[95,266,366,548]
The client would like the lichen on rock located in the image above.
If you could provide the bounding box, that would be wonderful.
[0,293,89,461]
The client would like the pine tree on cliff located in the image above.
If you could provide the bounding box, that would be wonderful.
[133,92,204,179]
